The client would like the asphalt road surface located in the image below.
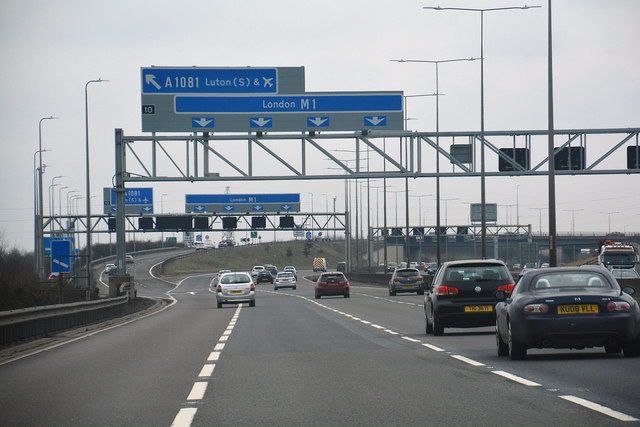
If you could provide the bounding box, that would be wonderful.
[1,251,639,426]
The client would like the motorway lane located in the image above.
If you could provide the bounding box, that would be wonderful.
[1,262,638,426]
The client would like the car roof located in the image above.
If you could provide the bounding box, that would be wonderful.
[443,259,506,267]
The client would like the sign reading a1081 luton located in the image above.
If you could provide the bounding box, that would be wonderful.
[141,66,404,133]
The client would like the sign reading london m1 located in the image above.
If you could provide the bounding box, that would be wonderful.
[185,194,300,214]
[141,66,404,133]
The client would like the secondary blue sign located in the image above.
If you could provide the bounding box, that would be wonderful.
[51,239,72,273]
[110,188,153,206]
[175,94,403,114]
[141,67,278,94]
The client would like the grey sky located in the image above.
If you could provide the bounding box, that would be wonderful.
[1,0,638,251]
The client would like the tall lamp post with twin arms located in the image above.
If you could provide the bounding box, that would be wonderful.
[391,57,477,267]
[36,116,58,279]
[85,78,108,294]
[423,5,540,259]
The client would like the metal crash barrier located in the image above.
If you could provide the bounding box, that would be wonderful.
[0,294,129,346]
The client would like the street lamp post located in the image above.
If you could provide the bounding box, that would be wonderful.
[33,148,50,276]
[530,207,547,235]
[392,58,478,267]
[600,211,619,234]
[424,5,540,260]
[563,208,583,235]
[161,193,168,247]
[85,78,108,295]
[36,116,58,279]
[48,176,63,235]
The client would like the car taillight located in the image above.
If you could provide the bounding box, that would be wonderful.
[524,303,549,314]
[393,278,401,282]
[217,284,222,292]
[607,301,630,312]
[497,283,515,292]
[250,283,255,291]
[436,285,458,295]
[340,280,348,285]
[416,276,423,281]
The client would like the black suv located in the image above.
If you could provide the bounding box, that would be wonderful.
[255,270,274,284]
[265,265,278,276]
[424,259,514,336]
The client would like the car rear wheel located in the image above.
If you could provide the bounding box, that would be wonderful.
[417,290,424,295]
[274,286,278,290]
[432,308,444,336]
[344,293,349,298]
[508,320,527,360]
[217,301,223,309]
[604,344,622,354]
[389,287,396,296]
[249,300,255,307]
[496,323,509,356]
[623,334,640,357]
[293,286,297,290]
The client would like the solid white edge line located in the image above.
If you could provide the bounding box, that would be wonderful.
[492,370,541,387]
[171,408,198,427]
[450,354,485,367]
[559,395,639,422]
[198,364,216,377]
[187,381,208,401]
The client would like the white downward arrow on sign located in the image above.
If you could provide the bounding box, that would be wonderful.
[366,116,385,126]
[145,74,161,90]
[194,118,213,127]
[309,117,328,126]
[252,118,271,127]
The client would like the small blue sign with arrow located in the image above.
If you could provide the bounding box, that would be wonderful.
[307,117,330,127]
[364,116,387,127]
[250,117,272,128]
[192,117,215,128]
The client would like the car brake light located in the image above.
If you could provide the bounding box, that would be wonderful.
[250,283,255,291]
[436,286,459,296]
[497,283,515,292]
[217,284,222,292]
[607,301,630,312]
[416,276,423,281]
[393,278,401,282]
[524,303,549,314]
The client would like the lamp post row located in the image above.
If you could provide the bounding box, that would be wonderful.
[35,78,107,287]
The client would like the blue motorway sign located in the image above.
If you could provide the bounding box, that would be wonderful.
[104,188,154,214]
[141,67,278,94]
[51,239,72,273]
[44,236,51,254]
[175,93,402,114]
[185,194,300,213]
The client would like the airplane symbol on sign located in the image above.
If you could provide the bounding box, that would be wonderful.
[262,77,274,88]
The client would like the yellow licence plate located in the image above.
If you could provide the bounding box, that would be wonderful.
[229,290,242,294]
[464,305,493,312]
[558,304,598,314]
[403,285,415,289]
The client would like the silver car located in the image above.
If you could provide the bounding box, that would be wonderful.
[216,272,255,308]
[274,272,297,290]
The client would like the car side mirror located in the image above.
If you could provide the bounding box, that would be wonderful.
[622,286,636,296]
[495,290,507,301]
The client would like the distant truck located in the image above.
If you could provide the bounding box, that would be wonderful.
[598,240,638,270]
[313,257,327,272]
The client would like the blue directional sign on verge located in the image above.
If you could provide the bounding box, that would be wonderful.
[185,194,301,213]
[51,239,72,273]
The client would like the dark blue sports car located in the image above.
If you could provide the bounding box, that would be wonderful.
[495,266,640,360]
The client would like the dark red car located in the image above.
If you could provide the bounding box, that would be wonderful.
[315,272,350,299]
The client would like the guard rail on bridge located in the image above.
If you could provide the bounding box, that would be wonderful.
[0,294,129,346]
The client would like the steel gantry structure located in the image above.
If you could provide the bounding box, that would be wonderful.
[104,127,640,275]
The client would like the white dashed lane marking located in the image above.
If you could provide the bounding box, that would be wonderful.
[262,288,639,423]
